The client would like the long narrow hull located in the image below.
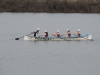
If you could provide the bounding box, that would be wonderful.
[24,34,92,41]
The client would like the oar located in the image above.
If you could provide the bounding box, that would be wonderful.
[73,34,78,37]
[15,33,32,40]
[73,34,88,38]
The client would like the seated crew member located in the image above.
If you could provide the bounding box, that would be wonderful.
[51,30,60,37]
[63,29,71,37]
[77,29,81,37]
[73,29,81,37]
[40,30,48,37]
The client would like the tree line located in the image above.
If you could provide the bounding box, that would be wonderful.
[0,0,100,13]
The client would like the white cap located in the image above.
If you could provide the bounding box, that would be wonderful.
[37,28,40,30]
[45,30,47,32]
[66,29,69,31]
[57,30,59,32]
[78,29,80,31]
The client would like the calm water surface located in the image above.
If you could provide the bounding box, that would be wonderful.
[0,13,100,75]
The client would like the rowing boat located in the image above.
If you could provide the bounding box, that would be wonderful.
[24,34,92,41]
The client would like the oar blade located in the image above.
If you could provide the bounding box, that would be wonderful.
[15,38,20,40]
[15,33,32,40]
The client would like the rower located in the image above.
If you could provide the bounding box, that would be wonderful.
[63,29,71,37]
[40,30,48,37]
[67,29,71,37]
[77,29,81,37]
[31,28,40,37]
[52,30,60,37]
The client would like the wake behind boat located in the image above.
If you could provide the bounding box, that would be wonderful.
[24,34,92,41]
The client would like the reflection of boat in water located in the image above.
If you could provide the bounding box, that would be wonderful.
[24,34,92,41]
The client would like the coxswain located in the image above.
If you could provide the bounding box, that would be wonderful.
[31,28,40,37]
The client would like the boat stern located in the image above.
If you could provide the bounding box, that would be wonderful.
[87,35,92,40]
[24,36,29,40]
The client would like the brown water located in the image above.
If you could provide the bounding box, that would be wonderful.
[0,13,100,75]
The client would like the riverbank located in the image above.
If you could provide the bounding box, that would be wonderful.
[0,0,100,13]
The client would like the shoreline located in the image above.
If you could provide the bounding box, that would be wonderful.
[0,0,100,13]
[1,11,100,14]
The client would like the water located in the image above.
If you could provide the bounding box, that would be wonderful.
[0,13,100,75]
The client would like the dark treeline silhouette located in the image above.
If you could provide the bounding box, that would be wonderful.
[0,0,100,13]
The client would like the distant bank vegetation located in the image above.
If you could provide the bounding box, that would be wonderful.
[0,0,100,13]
